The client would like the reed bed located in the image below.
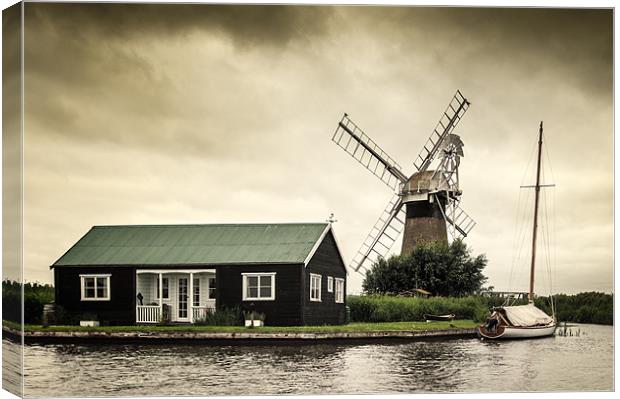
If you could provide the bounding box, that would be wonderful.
[347,295,506,323]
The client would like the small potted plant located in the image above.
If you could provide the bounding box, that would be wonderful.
[244,311,265,328]
[79,313,99,327]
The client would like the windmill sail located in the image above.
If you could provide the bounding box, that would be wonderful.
[349,193,406,273]
[333,114,408,190]
[331,90,476,277]
[443,202,476,237]
[413,90,470,172]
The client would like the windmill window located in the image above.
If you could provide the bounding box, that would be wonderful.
[327,276,334,293]
[242,273,276,301]
[80,274,111,301]
[310,274,322,302]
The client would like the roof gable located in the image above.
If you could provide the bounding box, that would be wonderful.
[52,223,331,267]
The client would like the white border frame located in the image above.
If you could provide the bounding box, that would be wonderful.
[242,272,276,301]
[79,274,111,301]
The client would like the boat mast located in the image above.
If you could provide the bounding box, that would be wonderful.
[529,121,544,303]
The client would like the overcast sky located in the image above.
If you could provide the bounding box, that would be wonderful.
[6,4,613,294]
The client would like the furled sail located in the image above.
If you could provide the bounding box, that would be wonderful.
[501,303,554,327]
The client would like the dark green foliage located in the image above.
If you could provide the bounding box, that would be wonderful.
[535,292,613,325]
[44,308,96,326]
[347,295,506,323]
[362,240,488,297]
[194,306,244,326]
[2,280,54,324]
[347,292,614,326]
[52,305,77,325]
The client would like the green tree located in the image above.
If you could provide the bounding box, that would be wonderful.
[2,279,55,324]
[535,291,613,325]
[362,240,488,297]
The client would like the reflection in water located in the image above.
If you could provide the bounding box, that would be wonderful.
[3,324,613,397]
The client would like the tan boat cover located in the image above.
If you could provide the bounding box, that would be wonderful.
[501,303,554,327]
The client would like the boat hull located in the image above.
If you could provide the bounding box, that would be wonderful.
[424,314,455,322]
[477,323,556,340]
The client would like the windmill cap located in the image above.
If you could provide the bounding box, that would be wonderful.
[403,170,451,193]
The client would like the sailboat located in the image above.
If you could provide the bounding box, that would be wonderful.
[477,122,557,340]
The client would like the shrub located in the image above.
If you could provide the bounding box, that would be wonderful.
[194,306,243,326]
[2,280,54,324]
[53,305,77,325]
[347,295,378,322]
[80,312,98,321]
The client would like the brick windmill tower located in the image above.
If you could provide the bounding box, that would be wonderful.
[332,90,476,275]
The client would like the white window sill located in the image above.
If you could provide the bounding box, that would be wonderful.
[81,298,110,301]
[243,297,275,301]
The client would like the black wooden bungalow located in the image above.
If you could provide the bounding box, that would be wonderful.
[50,223,347,326]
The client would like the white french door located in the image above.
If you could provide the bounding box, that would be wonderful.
[177,277,189,322]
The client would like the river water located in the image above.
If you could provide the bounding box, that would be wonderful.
[2,324,613,397]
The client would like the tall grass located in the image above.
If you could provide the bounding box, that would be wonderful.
[194,306,244,326]
[348,295,506,323]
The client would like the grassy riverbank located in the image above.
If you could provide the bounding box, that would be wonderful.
[3,319,477,334]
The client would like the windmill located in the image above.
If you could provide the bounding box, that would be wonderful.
[332,90,476,275]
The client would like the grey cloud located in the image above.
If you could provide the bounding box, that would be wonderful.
[346,7,612,97]
[23,4,338,159]
[16,5,613,293]
[23,5,613,155]
[26,3,334,47]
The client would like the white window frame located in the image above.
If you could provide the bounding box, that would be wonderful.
[327,276,334,293]
[335,278,345,303]
[193,278,200,307]
[80,274,111,301]
[242,272,276,301]
[207,276,216,300]
[310,273,322,302]
[155,277,170,300]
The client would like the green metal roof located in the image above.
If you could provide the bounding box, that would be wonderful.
[52,223,330,267]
